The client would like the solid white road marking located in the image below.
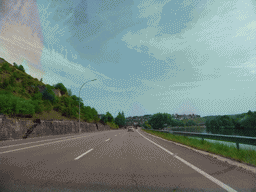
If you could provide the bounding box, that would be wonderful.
[0,135,90,155]
[0,129,122,153]
[74,148,94,160]
[136,129,237,192]
[0,134,91,149]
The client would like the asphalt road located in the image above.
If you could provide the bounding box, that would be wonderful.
[0,127,255,192]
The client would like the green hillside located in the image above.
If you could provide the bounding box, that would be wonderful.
[0,57,100,123]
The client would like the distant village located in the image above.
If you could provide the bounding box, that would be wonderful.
[97,113,201,127]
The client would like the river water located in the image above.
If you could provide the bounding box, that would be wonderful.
[164,126,256,151]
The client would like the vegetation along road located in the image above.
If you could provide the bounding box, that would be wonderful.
[0,127,255,192]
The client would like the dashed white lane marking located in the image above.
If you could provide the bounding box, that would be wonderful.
[74,148,93,160]
[105,138,110,141]
[137,129,237,192]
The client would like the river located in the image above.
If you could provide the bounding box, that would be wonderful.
[164,126,256,151]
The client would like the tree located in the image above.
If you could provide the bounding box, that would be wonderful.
[67,88,72,96]
[100,114,108,125]
[18,65,25,73]
[105,111,114,123]
[71,95,83,107]
[42,85,57,104]
[114,111,126,128]
[218,115,233,129]
[239,112,256,130]
[185,120,197,126]
[148,112,173,130]
[53,82,68,96]
[209,118,220,128]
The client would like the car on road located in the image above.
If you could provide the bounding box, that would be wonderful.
[128,127,134,132]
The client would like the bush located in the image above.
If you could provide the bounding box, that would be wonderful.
[31,99,44,114]
[42,100,53,113]
[53,82,68,96]
[0,94,35,117]
[31,92,43,101]
[1,62,11,72]
[9,76,16,86]
[106,121,119,129]
[62,105,78,119]
[0,78,10,89]
[143,121,152,129]
[0,94,15,115]
[17,99,35,116]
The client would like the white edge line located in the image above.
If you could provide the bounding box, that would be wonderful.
[0,134,90,149]
[0,134,90,155]
[136,129,237,192]
[0,129,122,149]
[74,148,93,160]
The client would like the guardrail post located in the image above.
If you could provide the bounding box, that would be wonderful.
[236,142,239,150]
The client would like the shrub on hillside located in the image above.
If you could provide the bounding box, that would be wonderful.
[42,100,53,113]
[61,105,78,119]
[31,92,43,101]
[1,62,11,72]
[143,121,152,129]
[53,82,68,96]
[0,78,10,89]
[0,94,35,117]
[31,99,44,114]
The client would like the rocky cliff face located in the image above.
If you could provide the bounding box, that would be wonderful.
[0,114,111,141]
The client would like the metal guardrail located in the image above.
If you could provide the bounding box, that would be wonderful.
[141,128,256,150]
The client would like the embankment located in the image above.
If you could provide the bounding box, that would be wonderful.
[0,114,112,141]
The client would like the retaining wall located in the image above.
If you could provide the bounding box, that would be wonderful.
[0,114,111,141]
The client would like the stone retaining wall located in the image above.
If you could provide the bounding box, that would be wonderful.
[0,114,111,141]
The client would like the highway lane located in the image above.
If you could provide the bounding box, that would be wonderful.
[0,127,255,191]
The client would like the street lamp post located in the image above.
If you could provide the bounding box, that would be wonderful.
[79,79,97,134]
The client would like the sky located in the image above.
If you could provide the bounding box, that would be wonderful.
[0,0,256,118]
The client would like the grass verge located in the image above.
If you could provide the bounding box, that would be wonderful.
[141,129,256,168]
